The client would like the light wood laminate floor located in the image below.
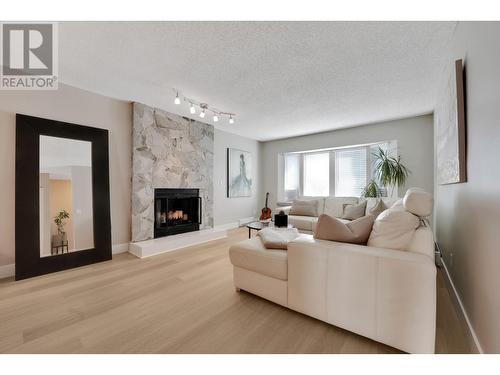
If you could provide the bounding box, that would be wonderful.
[0,228,472,354]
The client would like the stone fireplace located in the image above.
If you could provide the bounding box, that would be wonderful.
[131,102,214,242]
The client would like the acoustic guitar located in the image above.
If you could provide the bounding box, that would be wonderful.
[260,192,272,220]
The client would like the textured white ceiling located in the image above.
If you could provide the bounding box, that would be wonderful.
[59,22,456,141]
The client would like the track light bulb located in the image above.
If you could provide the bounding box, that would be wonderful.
[190,104,196,114]
[213,114,219,122]
[199,109,206,119]
[229,115,234,124]
[174,92,181,105]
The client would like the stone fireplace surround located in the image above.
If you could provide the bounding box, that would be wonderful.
[131,102,214,243]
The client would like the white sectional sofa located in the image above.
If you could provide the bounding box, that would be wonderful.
[277,196,400,234]
[229,192,436,353]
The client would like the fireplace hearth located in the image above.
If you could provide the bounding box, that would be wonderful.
[154,188,201,238]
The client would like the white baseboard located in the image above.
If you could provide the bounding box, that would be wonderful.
[440,256,484,353]
[0,263,15,279]
[238,217,257,226]
[112,243,130,254]
[213,222,239,231]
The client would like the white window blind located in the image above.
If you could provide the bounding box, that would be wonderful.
[303,152,329,196]
[284,153,301,200]
[335,148,367,197]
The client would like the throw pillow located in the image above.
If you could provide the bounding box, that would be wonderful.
[390,198,405,211]
[342,201,367,220]
[367,208,420,250]
[314,214,374,244]
[368,199,386,219]
[290,199,320,217]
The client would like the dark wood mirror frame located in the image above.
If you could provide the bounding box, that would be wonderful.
[15,114,112,280]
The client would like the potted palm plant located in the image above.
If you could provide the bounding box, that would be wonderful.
[361,179,381,198]
[54,209,70,243]
[362,147,410,198]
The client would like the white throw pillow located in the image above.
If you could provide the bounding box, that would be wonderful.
[390,199,405,211]
[290,199,321,217]
[403,188,434,217]
[324,197,358,218]
[342,201,367,220]
[367,208,420,251]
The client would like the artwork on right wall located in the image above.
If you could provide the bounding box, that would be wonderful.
[436,59,467,185]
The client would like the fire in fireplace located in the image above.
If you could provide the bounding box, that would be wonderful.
[154,188,201,238]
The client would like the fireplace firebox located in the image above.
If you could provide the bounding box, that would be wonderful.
[154,188,201,238]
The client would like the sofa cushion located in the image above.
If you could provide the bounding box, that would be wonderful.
[324,197,359,218]
[367,199,386,219]
[229,237,288,280]
[390,199,405,211]
[314,214,374,244]
[288,215,318,231]
[403,188,434,217]
[364,197,399,214]
[367,208,420,251]
[342,201,367,220]
[290,199,322,217]
[407,227,435,259]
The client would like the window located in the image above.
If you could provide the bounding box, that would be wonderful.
[335,148,367,197]
[303,152,329,196]
[284,153,301,201]
[281,141,395,200]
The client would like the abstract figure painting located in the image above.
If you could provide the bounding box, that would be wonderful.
[436,59,467,185]
[227,148,252,197]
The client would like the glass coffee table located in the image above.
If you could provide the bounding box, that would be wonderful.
[246,221,294,238]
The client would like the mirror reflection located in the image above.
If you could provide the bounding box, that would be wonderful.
[39,135,94,257]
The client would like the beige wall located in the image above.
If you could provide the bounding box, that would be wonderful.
[435,22,500,353]
[0,83,132,267]
[434,21,500,353]
[0,112,16,266]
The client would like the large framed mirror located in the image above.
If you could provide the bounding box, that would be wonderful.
[15,114,112,280]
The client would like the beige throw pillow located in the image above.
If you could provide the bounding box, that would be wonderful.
[290,199,320,217]
[368,199,386,219]
[314,214,374,244]
[342,201,367,220]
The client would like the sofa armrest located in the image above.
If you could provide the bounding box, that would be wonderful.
[287,236,436,353]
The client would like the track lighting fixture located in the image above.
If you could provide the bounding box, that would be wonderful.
[174,92,181,105]
[172,89,236,124]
